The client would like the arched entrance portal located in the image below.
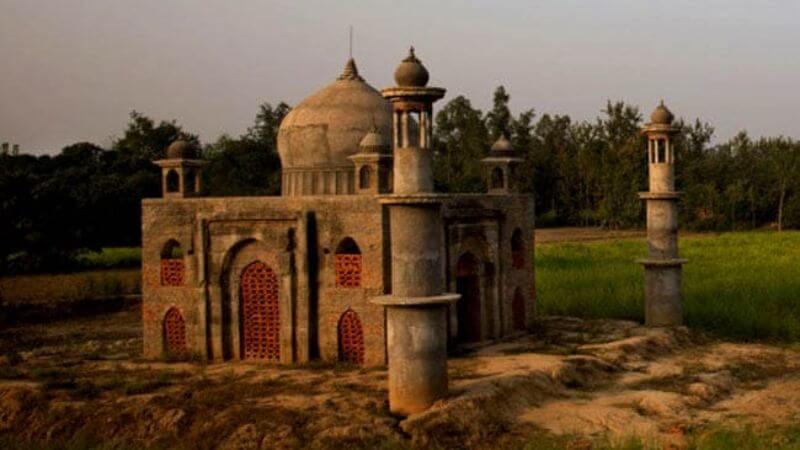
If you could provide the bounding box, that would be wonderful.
[456,253,481,343]
[338,309,365,365]
[239,261,280,361]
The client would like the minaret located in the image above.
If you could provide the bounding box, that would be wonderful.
[482,134,522,194]
[349,126,393,194]
[371,47,459,416]
[154,140,207,198]
[638,101,686,326]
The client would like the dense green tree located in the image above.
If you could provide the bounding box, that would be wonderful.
[245,102,291,150]
[204,102,289,196]
[595,101,644,228]
[485,86,512,141]
[432,96,487,193]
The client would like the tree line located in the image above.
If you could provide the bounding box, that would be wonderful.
[0,105,288,273]
[1,87,798,273]
[434,87,800,231]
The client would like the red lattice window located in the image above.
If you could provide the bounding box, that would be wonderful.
[335,254,362,288]
[161,259,185,286]
[511,228,525,269]
[512,288,526,331]
[164,307,187,357]
[338,309,365,365]
[240,261,280,361]
[160,240,184,286]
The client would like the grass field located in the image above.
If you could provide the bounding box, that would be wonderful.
[0,248,141,305]
[76,247,141,270]
[0,269,140,305]
[536,231,800,342]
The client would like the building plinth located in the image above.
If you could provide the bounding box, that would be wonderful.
[639,102,686,327]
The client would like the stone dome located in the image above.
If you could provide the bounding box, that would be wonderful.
[278,59,392,170]
[166,139,199,159]
[359,128,391,154]
[490,135,514,154]
[650,101,674,125]
[394,47,429,87]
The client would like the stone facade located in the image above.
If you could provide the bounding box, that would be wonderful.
[141,51,536,368]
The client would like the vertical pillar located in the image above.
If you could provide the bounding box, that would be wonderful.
[374,48,453,417]
[393,112,400,149]
[638,102,686,327]
[401,111,409,148]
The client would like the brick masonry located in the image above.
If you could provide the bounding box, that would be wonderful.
[141,193,534,366]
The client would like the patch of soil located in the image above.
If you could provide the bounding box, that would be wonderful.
[2,309,800,449]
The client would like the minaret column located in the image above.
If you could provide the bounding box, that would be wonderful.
[372,47,456,417]
[638,102,686,326]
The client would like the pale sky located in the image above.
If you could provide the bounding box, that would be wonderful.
[1,0,798,154]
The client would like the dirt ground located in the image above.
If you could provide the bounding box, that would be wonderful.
[2,307,800,449]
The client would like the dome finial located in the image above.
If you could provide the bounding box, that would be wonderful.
[404,46,419,63]
[338,57,363,81]
[650,100,674,125]
[395,46,429,87]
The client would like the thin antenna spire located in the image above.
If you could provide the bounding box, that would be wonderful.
[348,26,353,59]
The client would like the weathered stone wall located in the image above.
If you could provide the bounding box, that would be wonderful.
[141,201,202,360]
[142,195,389,366]
[442,194,535,341]
[141,191,534,365]
[310,197,388,367]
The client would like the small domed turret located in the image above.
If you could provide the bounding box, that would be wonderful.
[649,101,674,125]
[394,47,429,87]
[166,140,200,159]
[482,134,522,194]
[156,139,207,198]
[359,127,391,154]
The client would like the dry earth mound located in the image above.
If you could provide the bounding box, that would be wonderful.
[2,311,800,449]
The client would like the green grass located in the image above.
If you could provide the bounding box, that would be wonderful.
[688,424,800,449]
[0,268,140,304]
[536,231,800,342]
[76,247,141,270]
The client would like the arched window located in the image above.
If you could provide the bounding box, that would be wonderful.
[164,307,187,357]
[166,169,180,193]
[359,166,372,190]
[491,167,505,190]
[511,228,525,269]
[338,308,365,365]
[160,240,185,286]
[335,237,362,288]
[512,288,526,331]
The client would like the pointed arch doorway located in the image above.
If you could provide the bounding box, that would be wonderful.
[456,252,482,343]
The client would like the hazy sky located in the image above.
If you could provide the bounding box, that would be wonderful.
[1,0,798,154]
